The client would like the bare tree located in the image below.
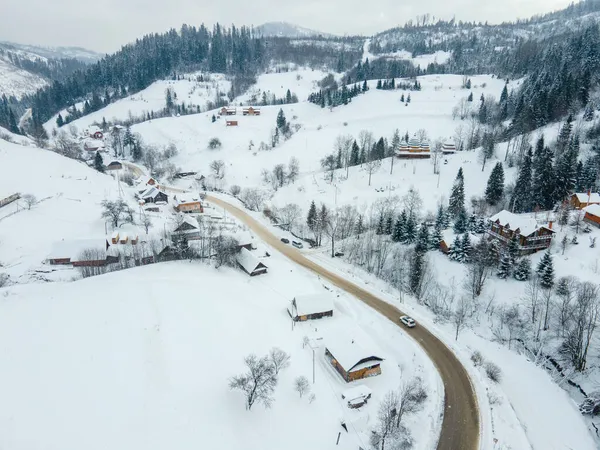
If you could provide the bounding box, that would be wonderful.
[453,296,470,340]
[370,390,400,450]
[210,160,226,180]
[454,124,466,152]
[463,239,494,299]
[395,377,428,428]
[294,376,310,398]
[402,187,423,218]
[229,354,278,410]
[324,208,342,257]
[334,134,354,176]
[272,164,287,189]
[77,248,109,279]
[142,214,153,234]
[287,157,300,183]
[275,203,302,232]
[363,158,382,186]
[53,131,81,160]
[337,205,358,240]
[240,188,267,211]
[432,139,443,174]
[268,347,290,375]
[22,194,37,210]
[213,235,239,268]
[101,199,135,228]
[484,362,502,382]
[358,130,375,158]
[321,154,337,182]
[230,185,241,197]
[416,129,428,142]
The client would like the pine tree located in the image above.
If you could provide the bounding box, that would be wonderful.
[554,139,578,202]
[461,233,472,263]
[584,103,595,121]
[393,210,408,242]
[94,152,104,173]
[540,254,555,289]
[536,251,552,276]
[350,141,360,166]
[468,214,478,232]
[101,117,108,131]
[376,79,382,89]
[533,141,556,210]
[211,114,216,123]
[556,114,573,154]
[385,215,393,235]
[507,236,520,264]
[453,209,469,234]
[132,140,143,161]
[467,92,473,102]
[485,162,505,206]
[409,250,425,297]
[449,168,465,217]
[449,235,462,262]
[56,114,64,128]
[431,225,443,251]
[355,214,365,235]
[362,80,368,92]
[513,258,531,281]
[511,147,533,213]
[376,214,385,235]
[497,253,511,279]
[500,82,508,104]
[276,109,287,130]
[123,125,135,152]
[404,213,417,243]
[307,201,317,231]
[407,94,411,103]
[286,89,292,104]
[435,204,447,230]
[400,93,405,102]
[415,223,430,253]
[391,129,400,154]
[475,217,487,234]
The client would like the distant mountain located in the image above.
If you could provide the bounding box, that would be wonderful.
[0,42,103,64]
[255,22,335,38]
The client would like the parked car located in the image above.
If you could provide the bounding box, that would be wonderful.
[400,315,416,328]
[280,238,290,244]
[292,240,303,249]
[334,251,345,257]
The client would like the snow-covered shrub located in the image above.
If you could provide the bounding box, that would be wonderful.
[0,273,9,288]
[485,362,502,383]
[580,392,600,415]
[208,137,222,150]
[471,351,484,367]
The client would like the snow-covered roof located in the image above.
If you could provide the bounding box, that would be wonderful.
[48,239,107,261]
[140,187,165,200]
[325,330,383,373]
[289,293,334,317]
[341,385,372,401]
[83,139,103,149]
[584,204,600,217]
[408,137,420,147]
[489,210,552,236]
[574,192,600,203]
[236,248,267,274]
[136,175,156,186]
[173,195,201,206]
[88,125,102,134]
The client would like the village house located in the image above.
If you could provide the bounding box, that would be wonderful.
[236,247,268,276]
[47,238,113,266]
[83,140,105,152]
[395,136,431,159]
[172,216,202,240]
[287,294,334,322]
[242,106,261,116]
[226,120,238,127]
[219,106,237,116]
[487,210,555,255]
[583,204,600,228]
[325,333,384,382]
[86,126,104,139]
[442,141,457,154]
[137,186,168,204]
[136,175,157,187]
[571,192,600,209]
[105,161,123,171]
[0,192,20,208]
[173,195,203,214]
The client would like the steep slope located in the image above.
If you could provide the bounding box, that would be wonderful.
[0,41,103,63]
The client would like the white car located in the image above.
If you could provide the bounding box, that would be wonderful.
[400,315,416,328]
[292,240,304,249]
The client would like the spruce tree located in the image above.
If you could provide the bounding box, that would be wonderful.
[533,143,556,210]
[276,109,287,130]
[123,125,135,152]
[461,233,472,263]
[468,214,478,232]
[467,92,473,102]
[307,201,317,231]
[385,215,393,235]
[554,140,578,202]
[497,253,511,279]
[376,79,382,89]
[475,217,487,234]
[407,94,411,103]
[376,214,385,235]
[393,210,408,242]
[540,254,555,289]
[449,235,462,262]
[94,152,104,173]
[350,141,360,166]
[507,236,520,264]
[355,214,365,235]
[362,80,368,92]
[485,162,505,205]
[435,204,448,230]
[514,258,531,281]
[584,103,595,121]
[449,168,465,217]
[431,225,443,251]
[415,223,430,253]
[401,93,405,102]
[56,114,64,128]
[511,147,533,213]
[536,251,552,276]
[453,209,469,234]
[409,250,425,297]
[404,213,417,243]
[132,140,143,161]
[211,114,216,123]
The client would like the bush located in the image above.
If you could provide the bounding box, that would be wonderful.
[121,172,135,186]
[208,137,222,150]
[471,351,484,367]
[484,362,502,383]
[162,143,178,159]
[0,273,9,288]
[230,185,241,197]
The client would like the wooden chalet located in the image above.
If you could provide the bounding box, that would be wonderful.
[442,141,457,154]
[105,161,122,171]
[47,238,113,266]
[136,175,157,187]
[173,195,203,214]
[325,333,384,382]
[571,192,600,209]
[226,120,238,127]
[138,187,168,204]
[242,106,261,116]
[219,107,237,116]
[236,247,268,276]
[0,192,20,208]
[287,294,334,322]
[395,136,431,159]
[488,210,555,255]
[584,204,600,228]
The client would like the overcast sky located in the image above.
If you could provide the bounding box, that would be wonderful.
[2,0,574,53]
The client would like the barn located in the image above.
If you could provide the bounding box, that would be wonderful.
[584,204,600,228]
[287,294,334,321]
[325,332,384,382]
[47,238,111,266]
[105,161,123,171]
[226,120,238,127]
[236,248,268,276]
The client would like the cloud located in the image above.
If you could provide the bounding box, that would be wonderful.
[0,0,574,53]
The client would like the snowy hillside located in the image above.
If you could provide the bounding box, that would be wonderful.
[0,259,442,450]
[256,22,335,38]
[0,41,103,63]
[0,56,48,98]
[0,140,120,282]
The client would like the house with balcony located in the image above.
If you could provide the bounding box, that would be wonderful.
[487,210,555,255]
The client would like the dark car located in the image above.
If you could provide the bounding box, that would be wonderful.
[334,252,345,257]
[280,238,290,244]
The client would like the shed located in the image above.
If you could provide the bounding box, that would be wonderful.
[287,294,334,321]
[0,192,20,208]
[325,332,384,382]
[138,186,168,204]
[106,161,123,171]
[584,204,600,228]
[236,248,268,276]
[341,385,372,409]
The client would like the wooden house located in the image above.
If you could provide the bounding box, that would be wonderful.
[219,106,228,116]
[236,248,268,276]
[226,120,238,127]
[138,187,168,204]
[47,238,111,266]
[242,106,261,116]
[584,204,600,228]
[105,161,122,171]
[173,195,203,213]
[136,175,157,187]
[442,141,457,154]
[83,140,104,152]
[325,333,383,382]
[173,216,199,233]
[395,136,431,159]
[0,192,20,208]
[219,107,237,116]
[287,294,334,321]
[488,210,555,255]
[571,192,600,209]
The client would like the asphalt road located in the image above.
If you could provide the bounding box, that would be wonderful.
[207,194,480,450]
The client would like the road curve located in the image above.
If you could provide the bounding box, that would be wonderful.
[207,194,480,450]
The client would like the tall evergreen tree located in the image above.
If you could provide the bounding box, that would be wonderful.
[511,147,533,213]
[385,215,393,235]
[461,233,472,263]
[449,235,463,262]
[276,108,287,130]
[56,114,64,128]
[376,214,385,235]
[393,210,408,242]
[449,168,465,217]
[540,254,555,289]
[404,213,417,243]
[554,138,578,202]
[533,142,556,210]
[485,162,505,206]
[497,253,511,279]
[350,141,360,166]
[415,223,430,253]
[307,201,317,231]
[514,258,531,281]
[94,152,104,173]
[409,249,425,297]
[453,209,469,234]
[536,251,552,276]
[132,140,143,161]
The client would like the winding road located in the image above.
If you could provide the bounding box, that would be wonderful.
[207,194,480,450]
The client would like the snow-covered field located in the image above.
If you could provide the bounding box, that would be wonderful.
[0,254,442,450]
